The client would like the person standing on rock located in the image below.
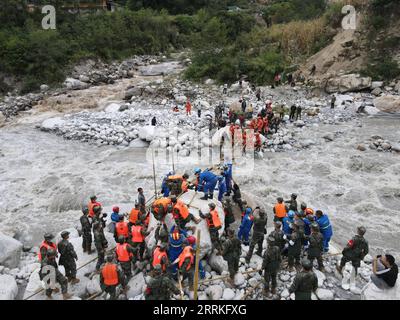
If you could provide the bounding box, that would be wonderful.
[285,221,303,271]
[151,243,169,274]
[100,254,128,300]
[296,105,302,120]
[307,223,324,271]
[269,221,286,254]
[80,206,93,254]
[217,175,227,202]
[261,235,281,295]
[199,203,223,254]
[330,95,336,109]
[285,193,298,212]
[289,105,296,122]
[256,88,262,101]
[222,228,242,286]
[171,195,201,229]
[289,259,318,300]
[137,187,146,213]
[246,208,267,263]
[336,226,369,276]
[57,231,79,284]
[168,225,188,276]
[114,214,130,242]
[38,233,57,262]
[196,168,218,200]
[222,197,235,234]
[273,197,288,222]
[185,98,192,116]
[241,97,247,113]
[93,222,108,271]
[145,265,181,300]
[151,116,157,126]
[110,206,120,234]
[130,219,152,263]
[315,210,333,253]
[238,205,254,246]
[88,195,102,219]
[40,248,72,300]
[115,236,135,280]
[175,241,195,291]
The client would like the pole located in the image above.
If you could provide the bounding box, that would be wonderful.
[172,148,175,173]
[193,230,201,300]
[152,148,157,199]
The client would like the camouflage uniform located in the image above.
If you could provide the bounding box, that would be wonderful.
[80,213,92,252]
[269,229,285,253]
[222,237,242,279]
[57,239,78,280]
[287,229,303,269]
[307,232,324,269]
[40,256,68,296]
[115,243,136,279]
[145,274,180,300]
[99,263,126,300]
[340,234,369,272]
[262,245,281,291]
[155,223,169,244]
[94,228,108,270]
[179,256,195,290]
[289,270,318,300]
[246,214,267,262]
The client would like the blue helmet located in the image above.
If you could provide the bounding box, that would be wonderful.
[288,210,295,219]
[194,168,201,174]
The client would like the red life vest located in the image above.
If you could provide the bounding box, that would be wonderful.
[152,247,168,271]
[102,263,119,286]
[38,241,57,261]
[173,200,190,220]
[88,201,101,218]
[115,243,132,262]
[131,225,144,243]
[178,246,194,271]
[129,208,140,224]
[207,210,221,228]
[115,222,129,238]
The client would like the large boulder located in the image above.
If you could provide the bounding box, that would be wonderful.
[63,78,89,90]
[325,74,372,93]
[139,61,181,76]
[0,232,23,268]
[209,253,228,274]
[373,95,400,113]
[361,281,400,300]
[138,126,155,142]
[0,274,18,300]
[127,272,146,299]
[40,117,65,132]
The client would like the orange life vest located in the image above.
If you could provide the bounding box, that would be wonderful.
[115,221,129,238]
[131,225,144,243]
[101,263,119,286]
[181,180,188,193]
[116,243,132,262]
[129,208,140,224]
[257,118,264,131]
[178,246,194,271]
[38,241,57,261]
[88,201,101,218]
[173,200,190,220]
[274,203,287,218]
[144,213,150,227]
[207,209,221,228]
[152,247,168,271]
[152,198,172,215]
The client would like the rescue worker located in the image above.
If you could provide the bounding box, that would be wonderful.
[129,203,141,227]
[246,208,267,263]
[269,221,285,253]
[261,236,281,295]
[289,105,297,122]
[168,225,188,275]
[337,226,369,276]
[154,222,169,244]
[161,173,172,197]
[199,203,222,253]
[289,259,318,300]
[217,175,227,202]
[115,236,135,279]
[93,222,108,271]
[88,195,101,219]
[110,206,120,234]
[187,235,206,279]
[273,197,288,222]
[145,265,181,300]
[38,233,57,262]
[130,220,152,262]
[137,188,146,213]
[296,105,302,120]
[151,197,172,222]
[196,169,218,200]
[285,193,298,212]
[80,206,93,254]
[185,98,192,116]
[57,231,79,284]
[151,243,169,273]
[100,255,127,300]
[282,210,295,236]
[181,173,190,193]
[222,163,233,194]
[232,183,243,211]
[176,242,195,290]
[114,214,130,242]
[285,221,303,271]
[222,229,242,286]
[238,205,254,246]
[171,195,200,229]
[92,206,107,230]
[222,197,235,233]
[307,223,324,271]
[40,248,72,300]
[315,210,333,253]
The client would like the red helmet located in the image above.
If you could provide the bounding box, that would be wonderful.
[187,236,196,245]
[113,206,120,213]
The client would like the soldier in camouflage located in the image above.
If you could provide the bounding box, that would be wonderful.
[99,255,128,300]
[222,228,242,286]
[337,226,369,275]
[246,208,267,263]
[57,231,79,284]
[93,221,108,271]
[261,235,282,295]
[80,206,93,254]
[285,193,298,212]
[40,248,72,300]
[307,223,324,271]
[145,265,181,300]
[269,221,285,253]
[285,221,303,271]
[289,259,318,300]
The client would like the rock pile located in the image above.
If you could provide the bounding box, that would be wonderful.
[357,135,400,153]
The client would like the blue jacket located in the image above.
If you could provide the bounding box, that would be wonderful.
[303,218,312,236]
[111,212,120,223]
[217,176,227,193]
[282,216,293,235]
[161,178,170,197]
[239,213,254,232]
[317,214,333,238]
[199,170,218,185]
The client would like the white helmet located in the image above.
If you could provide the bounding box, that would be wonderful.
[235,120,241,126]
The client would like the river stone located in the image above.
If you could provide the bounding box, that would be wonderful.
[0,232,23,268]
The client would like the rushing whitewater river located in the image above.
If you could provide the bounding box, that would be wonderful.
[1,114,399,256]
